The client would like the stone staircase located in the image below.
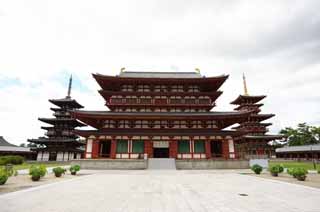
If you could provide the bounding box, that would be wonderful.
[148,158,176,170]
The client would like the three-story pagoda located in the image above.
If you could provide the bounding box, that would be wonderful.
[28,76,86,161]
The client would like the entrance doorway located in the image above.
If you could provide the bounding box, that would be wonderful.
[100,140,111,158]
[153,148,169,158]
[211,140,223,157]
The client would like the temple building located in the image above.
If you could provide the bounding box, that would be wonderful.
[231,74,283,159]
[71,70,281,161]
[28,76,85,161]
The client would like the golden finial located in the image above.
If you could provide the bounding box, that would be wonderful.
[66,74,72,98]
[195,68,200,74]
[243,73,249,96]
[120,67,125,73]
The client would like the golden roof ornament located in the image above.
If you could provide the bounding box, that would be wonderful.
[243,73,249,96]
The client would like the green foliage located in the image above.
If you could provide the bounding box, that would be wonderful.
[29,165,47,181]
[0,155,24,165]
[287,168,294,176]
[53,167,66,177]
[280,123,320,146]
[291,167,308,181]
[251,164,263,174]
[0,168,9,185]
[318,168,320,174]
[69,165,80,174]
[269,164,284,176]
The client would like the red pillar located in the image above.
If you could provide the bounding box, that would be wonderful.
[110,139,117,159]
[169,140,178,159]
[145,140,153,158]
[205,139,211,159]
[222,140,229,159]
[92,139,100,159]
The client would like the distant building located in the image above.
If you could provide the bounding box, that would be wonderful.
[0,136,35,159]
[276,144,320,160]
[28,76,85,161]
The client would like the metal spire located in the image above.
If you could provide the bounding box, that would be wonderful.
[243,73,249,96]
[66,75,72,98]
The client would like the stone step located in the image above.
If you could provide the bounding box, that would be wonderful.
[148,158,176,170]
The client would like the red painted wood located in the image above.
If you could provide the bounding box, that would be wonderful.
[169,140,178,158]
[144,140,153,158]
[91,140,100,159]
[110,139,117,159]
[222,140,229,159]
[205,140,211,159]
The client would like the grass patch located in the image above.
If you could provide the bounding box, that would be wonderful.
[269,161,319,170]
[0,162,67,170]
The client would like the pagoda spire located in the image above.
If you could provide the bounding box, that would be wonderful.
[66,75,72,98]
[243,73,249,96]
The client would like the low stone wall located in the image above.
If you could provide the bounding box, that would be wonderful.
[71,159,147,170]
[176,159,249,169]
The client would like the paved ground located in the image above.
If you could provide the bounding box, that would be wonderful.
[0,170,319,212]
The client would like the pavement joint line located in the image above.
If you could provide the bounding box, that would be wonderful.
[239,173,320,191]
[0,173,96,198]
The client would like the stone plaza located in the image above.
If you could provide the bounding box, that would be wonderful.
[0,170,319,212]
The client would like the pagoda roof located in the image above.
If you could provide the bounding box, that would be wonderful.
[93,73,229,91]
[250,114,275,121]
[38,118,86,127]
[71,110,251,129]
[49,97,83,109]
[119,71,202,78]
[243,134,284,141]
[232,122,272,129]
[74,129,245,138]
[28,138,84,144]
[230,95,266,105]
[234,103,264,111]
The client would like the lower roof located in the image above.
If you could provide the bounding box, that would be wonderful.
[276,144,320,153]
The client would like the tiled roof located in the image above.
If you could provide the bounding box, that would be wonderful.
[0,136,16,147]
[276,144,320,153]
[119,71,202,78]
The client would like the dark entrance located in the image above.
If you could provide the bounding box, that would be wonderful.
[49,152,57,161]
[211,140,223,157]
[100,140,111,158]
[153,148,169,158]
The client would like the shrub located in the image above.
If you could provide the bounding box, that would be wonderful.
[69,165,81,175]
[317,168,320,174]
[269,164,283,177]
[0,168,9,185]
[0,155,24,165]
[29,165,47,181]
[292,167,308,181]
[53,167,66,177]
[251,164,263,174]
[287,168,294,177]
[278,164,284,173]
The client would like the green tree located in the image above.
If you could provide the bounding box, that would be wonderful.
[280,123,320,146]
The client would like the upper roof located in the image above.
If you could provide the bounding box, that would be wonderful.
[49,98,83,109]
[0,136,16,147]
[119,71,202,78]
[231,95,266,105]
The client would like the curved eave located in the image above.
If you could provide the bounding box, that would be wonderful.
[71,110,251,129]
[38,118,86,127]
[230,95,266,105]
[49,98,84,109]
[28,138,84,144]
[234,103,264,111]
[93,73,229,91]
[99,90,223,101]
[74,129,245,138]
[243,135,284,140]
[250,114,275,122]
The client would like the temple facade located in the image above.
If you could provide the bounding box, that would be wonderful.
[28,76,85,161]
[72,71,280,160]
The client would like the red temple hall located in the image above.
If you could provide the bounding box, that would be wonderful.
[72,71,281,160]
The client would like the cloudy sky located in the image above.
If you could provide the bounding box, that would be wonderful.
[0,0,319,145]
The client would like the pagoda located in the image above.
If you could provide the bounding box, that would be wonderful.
[231,74,283,159]
[71,70,252,160]
[28,76,86,161]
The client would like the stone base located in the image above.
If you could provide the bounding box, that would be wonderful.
[71,159,147,170]
[176,159,249,169]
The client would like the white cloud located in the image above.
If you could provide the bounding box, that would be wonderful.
[0,0,319,145]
